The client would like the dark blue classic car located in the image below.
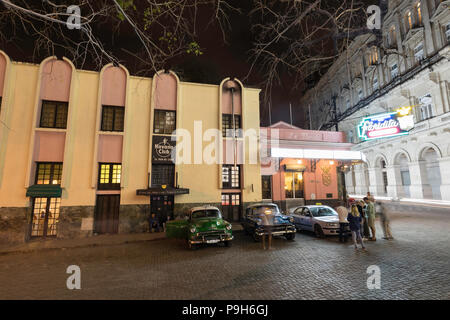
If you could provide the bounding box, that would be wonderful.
[242,203,296,241]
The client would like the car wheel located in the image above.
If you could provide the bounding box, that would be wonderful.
[224,241,232,247]
[187,241,198,250]
[286,233,296,241]
[314,225,324,238]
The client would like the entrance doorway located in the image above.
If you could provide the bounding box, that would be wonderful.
[30,197,61,238]
[150,195,174,224]
[221,193,241,222]
[94,195,120,234]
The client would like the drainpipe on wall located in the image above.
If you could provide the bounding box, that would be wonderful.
[230,86,237,168]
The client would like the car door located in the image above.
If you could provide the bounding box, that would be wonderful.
[302,208,314,231]
[291,207,303,229]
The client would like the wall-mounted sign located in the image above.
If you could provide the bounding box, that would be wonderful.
[284,164,306,172]
[152,135,176,163]
[358,107,414,141]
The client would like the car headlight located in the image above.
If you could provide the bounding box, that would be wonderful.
[326,223,337,227]
[190,227,196,233]
[289,217,294,223]
[226,224,232,230]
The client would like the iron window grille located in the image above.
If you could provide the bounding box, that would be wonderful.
[101,106,124,132]
[153,110,176,134]
[98,163,122,190]
[222,114,242,137]
[151,164,175,187]
[222,165,240,189]
[40,100,68,129]
[35,162,63,185]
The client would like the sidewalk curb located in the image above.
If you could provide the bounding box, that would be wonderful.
[0,235,167,257]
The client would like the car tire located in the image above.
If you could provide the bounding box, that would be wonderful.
[314,225,325,238]
[224,241,232,247]
[286,233,295,241]
[188,241,198,250]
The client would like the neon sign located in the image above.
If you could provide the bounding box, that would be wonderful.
[358,108,414,141]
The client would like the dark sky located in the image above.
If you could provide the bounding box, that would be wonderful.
[1,0,380,128]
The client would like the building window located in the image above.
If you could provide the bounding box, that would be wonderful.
[391,64,399,79]
[345,99,350,110]
[414,43,424,62]
[284,172,304,199]
[153,110,176,134]
[405,11,413,32]
[388,26,397,48]
[151,164,174,187]
[445,23,450,43]
[261,175,272,200]
[358,88,363,100]
[39,101,68,129]
[415,2,422,26]
[35,162,63,185]
[222,165,240,189]
[31,197,60,237]
[222,114,241,137]
[419,93,433,120]
[101,106,124,132]
[98,163,121,190]
[373,76,379,91]
[347,130,354,143]
[368,47,378,66]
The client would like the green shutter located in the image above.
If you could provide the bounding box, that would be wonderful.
[26,185,62,197]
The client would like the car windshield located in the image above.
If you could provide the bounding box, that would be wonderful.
[191,209,221,219]
[253,206,280,215]
[310,207,337,217]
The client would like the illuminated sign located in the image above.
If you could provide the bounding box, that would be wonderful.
[358,107,414,141]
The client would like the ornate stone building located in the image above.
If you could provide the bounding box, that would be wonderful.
[301,0,450,201]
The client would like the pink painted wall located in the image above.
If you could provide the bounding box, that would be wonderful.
[102,66,127,106]
[221,80,242,114]
[97,134,123,163]
[270,158,338,201]
[222,140,244,164]
[0,54,6,97]
[261,127,346,143]
[40,59,72,102]
[33,131,66,162]
[154,73,177,110]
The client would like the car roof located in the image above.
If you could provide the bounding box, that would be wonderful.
[246,203,279,209]
[189,206,220,212]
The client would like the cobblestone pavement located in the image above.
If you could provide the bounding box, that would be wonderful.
[0,209,449,300]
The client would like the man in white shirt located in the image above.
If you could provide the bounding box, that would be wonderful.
[336,205,349,243]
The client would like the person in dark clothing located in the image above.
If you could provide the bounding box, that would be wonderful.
[347,204,366,251]
[148,213,160,233]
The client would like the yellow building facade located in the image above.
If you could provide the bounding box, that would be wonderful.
[0,51,262,245]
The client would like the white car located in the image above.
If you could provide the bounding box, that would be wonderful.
[289,205,350,238]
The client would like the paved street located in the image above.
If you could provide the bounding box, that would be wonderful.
[0,208,449,300]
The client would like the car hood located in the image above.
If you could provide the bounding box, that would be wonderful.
[192,218,227,231]
[314,216,339,223]
[255,214,292,226]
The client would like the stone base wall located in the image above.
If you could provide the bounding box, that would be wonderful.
[58,206,95,239]
[0,207,29,246]
[119,204,150,233]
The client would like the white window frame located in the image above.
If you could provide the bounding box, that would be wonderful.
[414,43,424,62]
[390,63,399,79]
[358,88,363,100]
[419,93,433,121]
[445,23,450,42]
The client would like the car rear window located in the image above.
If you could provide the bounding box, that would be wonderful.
[192,209,221,219]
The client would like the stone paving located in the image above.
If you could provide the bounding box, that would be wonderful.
[0,208,449,300]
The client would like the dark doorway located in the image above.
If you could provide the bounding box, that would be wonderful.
[221,193,241,222]
[94,195,120,234]
[150,195,174,225]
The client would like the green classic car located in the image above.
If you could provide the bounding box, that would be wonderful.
[166,206,233,249]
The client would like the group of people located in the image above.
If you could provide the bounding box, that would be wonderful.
[336,192,394,251]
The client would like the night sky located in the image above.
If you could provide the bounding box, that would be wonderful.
[0,0,380,128]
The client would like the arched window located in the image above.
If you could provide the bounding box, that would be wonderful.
[405,11,413,32]
[415,2,422,26]
[388,25,397,47]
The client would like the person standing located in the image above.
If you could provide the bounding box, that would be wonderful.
[366,191,375,202]
[359,200,371,240]
[364,197,376,241]
[347,204,366,251]
[336,205,349,243]
[378,202,394,240]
